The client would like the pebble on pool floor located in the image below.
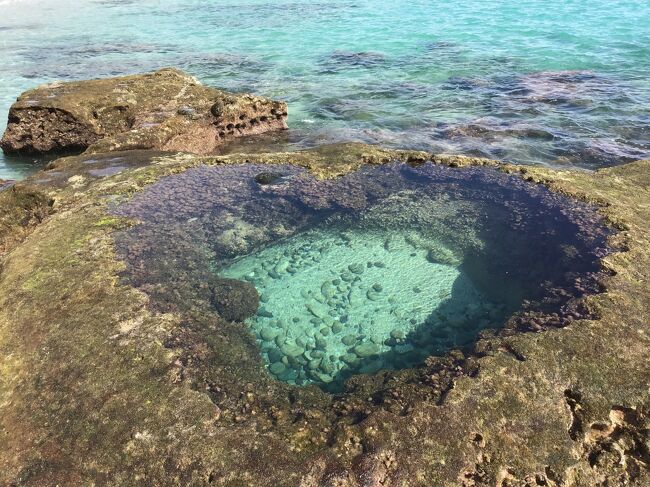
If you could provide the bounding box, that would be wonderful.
[221,224,504,388]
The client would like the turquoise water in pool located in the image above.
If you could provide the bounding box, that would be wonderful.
[1,0,650,178]
[220,218,498,386]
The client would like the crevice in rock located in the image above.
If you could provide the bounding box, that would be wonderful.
[564,388,584,441]
[581,405,650,483]
[499,343,527,362]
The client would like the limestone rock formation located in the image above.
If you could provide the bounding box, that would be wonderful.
[0,68,287,157]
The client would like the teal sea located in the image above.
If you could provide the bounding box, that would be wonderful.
[1,0,649,179]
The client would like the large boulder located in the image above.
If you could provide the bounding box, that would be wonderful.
[0,68,287,156]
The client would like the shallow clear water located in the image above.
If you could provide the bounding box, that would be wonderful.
[113,162,611,390]
[220,217,500,386]
[2,0,650,179]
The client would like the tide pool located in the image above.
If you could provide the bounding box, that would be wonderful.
[113,161,612,390]
[221,220,501,388]
[1,0,650,179]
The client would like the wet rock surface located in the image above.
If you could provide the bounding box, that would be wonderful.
[0,144,648,486]
[0,178,14,191]
[0,68,287,157]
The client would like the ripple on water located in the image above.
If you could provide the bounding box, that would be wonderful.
[317,50,388,74]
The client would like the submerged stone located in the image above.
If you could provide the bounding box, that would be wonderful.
[318,50,387,73]
[269,362,286,376]
[211,278,259,322]
[353,343,380,358]
[280,343,303,358]
[390,329,405,340]
[306,302,329,319]
[254,171,285,185]
[260,327,279,341]
[348,263,365,274]
[257,307,274,318]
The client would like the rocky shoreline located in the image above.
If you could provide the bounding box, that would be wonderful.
[0,72,648,487]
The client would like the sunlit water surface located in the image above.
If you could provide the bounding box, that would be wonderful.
[1,0,650,179]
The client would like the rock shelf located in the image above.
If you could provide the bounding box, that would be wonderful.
[0,74,648,485]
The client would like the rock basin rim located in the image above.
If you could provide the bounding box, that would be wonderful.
[110,158,613,391]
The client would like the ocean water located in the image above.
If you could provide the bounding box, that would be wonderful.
[113,162,612,390]
[1,0,650,179]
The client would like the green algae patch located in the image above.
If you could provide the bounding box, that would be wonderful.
[93,216,128,228]
[0,145,648,486]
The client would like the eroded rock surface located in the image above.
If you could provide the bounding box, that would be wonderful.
[0,144,648,486]
[0,178,14,191]
[0,68,287,156]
